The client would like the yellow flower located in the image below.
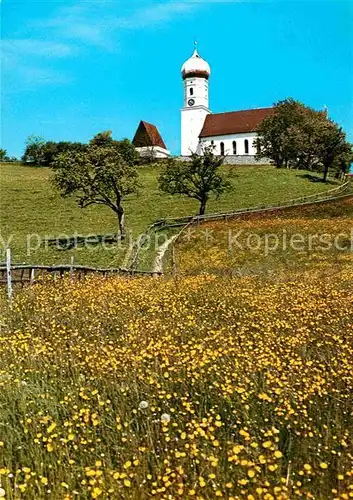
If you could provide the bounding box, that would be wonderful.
[320,462,328,469]
[92,487,102,498]
[47,422,57,434]
[238,479,248,485]
[199,477,206,487]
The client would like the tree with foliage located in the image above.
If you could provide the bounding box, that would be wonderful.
[22,137,85,167]
[314,120,350,182]
[22,135,46,165]
[89,130,114,147]
[90,132,139,165]
[51,138,139,238]
[255,99,303,168]
[42,141,86,166]
[332,142,353,179]
[256,98,352,180]
[158,147,231,216]
[0,149,8,161]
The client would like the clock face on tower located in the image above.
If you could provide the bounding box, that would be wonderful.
[188,98,195,107]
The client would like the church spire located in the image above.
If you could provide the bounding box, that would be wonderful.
[193,41,199,57]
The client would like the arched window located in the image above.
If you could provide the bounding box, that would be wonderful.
[244,139,249,154]
[190,87,194,96]
[220,142,225,156]
[232,141,237,155]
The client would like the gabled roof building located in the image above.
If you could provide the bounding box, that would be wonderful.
[132,120,170,159]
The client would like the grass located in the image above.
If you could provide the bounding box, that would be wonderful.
[1,176,352,499]
[0,270,352,499]
[0,162,340,268]
[171,196,353,277]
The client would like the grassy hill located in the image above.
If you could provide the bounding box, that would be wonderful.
[172,196,353,277]
[0,162,341,267]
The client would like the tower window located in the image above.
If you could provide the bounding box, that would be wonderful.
[220,142,225,156]
[190,88,194,96]
[244,139,249,154]
[232,141,237,155]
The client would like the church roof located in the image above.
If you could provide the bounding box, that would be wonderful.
[132,120,167,150]
[199,107,275,138]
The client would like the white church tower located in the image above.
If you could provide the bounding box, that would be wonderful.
[181,45,211,156]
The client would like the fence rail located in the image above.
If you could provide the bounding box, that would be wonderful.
[151,180,351,229]
[0,262,161,291]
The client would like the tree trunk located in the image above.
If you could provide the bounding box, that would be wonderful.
[275,157,283,168]
[117,206,126,239]
[323,162,330,182]
[199,199,207,216]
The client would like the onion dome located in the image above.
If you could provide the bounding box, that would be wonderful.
[181,47,211,80]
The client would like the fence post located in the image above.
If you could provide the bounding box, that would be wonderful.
[6,248,13,302]
[70,256,74,285]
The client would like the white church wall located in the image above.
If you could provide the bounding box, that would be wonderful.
[181,106,210,156]
[184,77,209,109]
[200,132,259,156]
[136,146,170,159]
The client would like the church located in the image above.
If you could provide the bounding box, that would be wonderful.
[133,46,274,162]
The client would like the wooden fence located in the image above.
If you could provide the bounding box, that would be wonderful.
[0,251,162,300]
[149,180,352,230]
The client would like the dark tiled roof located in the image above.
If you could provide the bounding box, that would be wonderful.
[132,121,167,149]
[199,107,275,138]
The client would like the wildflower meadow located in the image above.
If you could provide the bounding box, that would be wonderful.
[0,268,352,499]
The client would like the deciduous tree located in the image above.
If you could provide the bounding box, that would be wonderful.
[51,139,139,238]
[0,149,7,161]
[22,135,46,165]
[158,147,231,216]
[314,120,349,182]
[256,98,352,180]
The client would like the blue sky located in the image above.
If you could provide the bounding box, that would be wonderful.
[2,0,353,157]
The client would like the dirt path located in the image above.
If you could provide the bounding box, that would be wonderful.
[152,235,177,274]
